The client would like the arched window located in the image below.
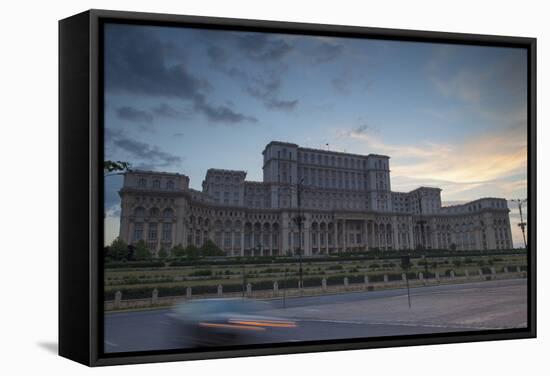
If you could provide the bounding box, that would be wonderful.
[149,207,159,217]
[134,206,145,217]
[163,208,174,218]
[152,179,161,189]
[138,178,147,188]
[166,180,175,190]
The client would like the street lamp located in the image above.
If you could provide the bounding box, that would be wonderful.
[293,178,305,289]
[241,262,246,300]
[512,198,528,249]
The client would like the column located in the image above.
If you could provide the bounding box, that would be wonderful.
[377,223,381,249]
[289,229,294,255]
[231,231,235,257]
[269,227,273,256]
[304,216,311,256]
[325,229,329,254]
[408,217,414,250]
[392,218,399,251]
[343,220,347,252]
[143,222,149,245]
[128,222,135,245]
[334,221,338,253]
[317,231,321,254]
[364,220,369,251]
[475,228,482,250]
[433,219,438,249]
[260,226,264,256]
[282,213,290,255]
[175,207,185,246]
[240,225,245,256]
[170,222,176,249]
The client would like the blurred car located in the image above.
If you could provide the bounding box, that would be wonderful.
[168,298,297,346]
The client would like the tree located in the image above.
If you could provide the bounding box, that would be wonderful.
[104,160,132,174]
[134,240,151,260]
[158,247,168,259]
[185,244,201,259]
[200,240,224,257]
[108,237,128,261]
[171,244,186,258]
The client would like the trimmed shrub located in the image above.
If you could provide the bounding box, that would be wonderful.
[104,261,164,269]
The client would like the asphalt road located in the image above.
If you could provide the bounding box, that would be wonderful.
[104,278,527,353]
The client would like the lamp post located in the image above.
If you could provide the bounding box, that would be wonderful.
[293,178,305,289]
[512,199,528,249]
[241,262,246,300]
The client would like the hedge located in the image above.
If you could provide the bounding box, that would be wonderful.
[104,261,165,269]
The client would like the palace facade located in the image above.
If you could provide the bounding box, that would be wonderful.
[117,141,514,256]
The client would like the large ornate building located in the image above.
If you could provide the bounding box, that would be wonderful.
[117,141,513,256]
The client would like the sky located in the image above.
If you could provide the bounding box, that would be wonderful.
[103,23,528,247]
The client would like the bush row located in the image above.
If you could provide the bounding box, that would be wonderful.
[103,249,526,268]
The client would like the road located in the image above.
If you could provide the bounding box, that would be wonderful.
[104,278,527,353]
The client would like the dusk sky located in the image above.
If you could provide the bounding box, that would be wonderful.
[103,23,528,247]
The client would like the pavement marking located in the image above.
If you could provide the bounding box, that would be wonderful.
[295,318,503,331]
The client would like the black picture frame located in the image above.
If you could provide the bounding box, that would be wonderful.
[59,9,537,367]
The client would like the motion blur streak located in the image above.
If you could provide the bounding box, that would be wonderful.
[229,320,297,328]
[198,322,266,331]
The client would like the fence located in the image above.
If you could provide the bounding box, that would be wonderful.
[104,267,527,311]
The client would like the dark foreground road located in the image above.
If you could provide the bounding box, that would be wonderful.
[104,278,527,353]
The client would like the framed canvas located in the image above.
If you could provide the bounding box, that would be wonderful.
[59,9,536,366]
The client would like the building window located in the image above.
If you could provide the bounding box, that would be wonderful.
[138,178,146,188]
[235,232,241,247]
[166,180,175,190]
[148,222,158,241]
[152,179,160,188]
[162,223,172,241]
[133,222,144,241]
[163,208,174,218]
[224,232,231,248]
[134,207,145,217]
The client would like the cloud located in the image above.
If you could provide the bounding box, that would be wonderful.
[207,45,228,65]
[104,24,256,125]
[432,70,485,104]
[104,174,124,216]
[202,32,298,112]
[341,121,527,200]
[151,103,190,119]
[194,96,258,123]
[311,42,344,64]
[236,33,293,61]
[113,138,183,168]
[105,128,183,169]
[116,106,153,124]
[245,76,298,111]
[428,46,527,109]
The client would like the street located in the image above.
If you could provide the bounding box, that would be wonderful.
[104,278,527,353]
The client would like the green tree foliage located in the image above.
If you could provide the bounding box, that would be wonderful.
[185,244,201,259]
[158,247,168,259]
[108,237,128,261]
[104,160,132,174]
[134,240,152,260]
[171,244,186,258]
[200,240,224,257]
